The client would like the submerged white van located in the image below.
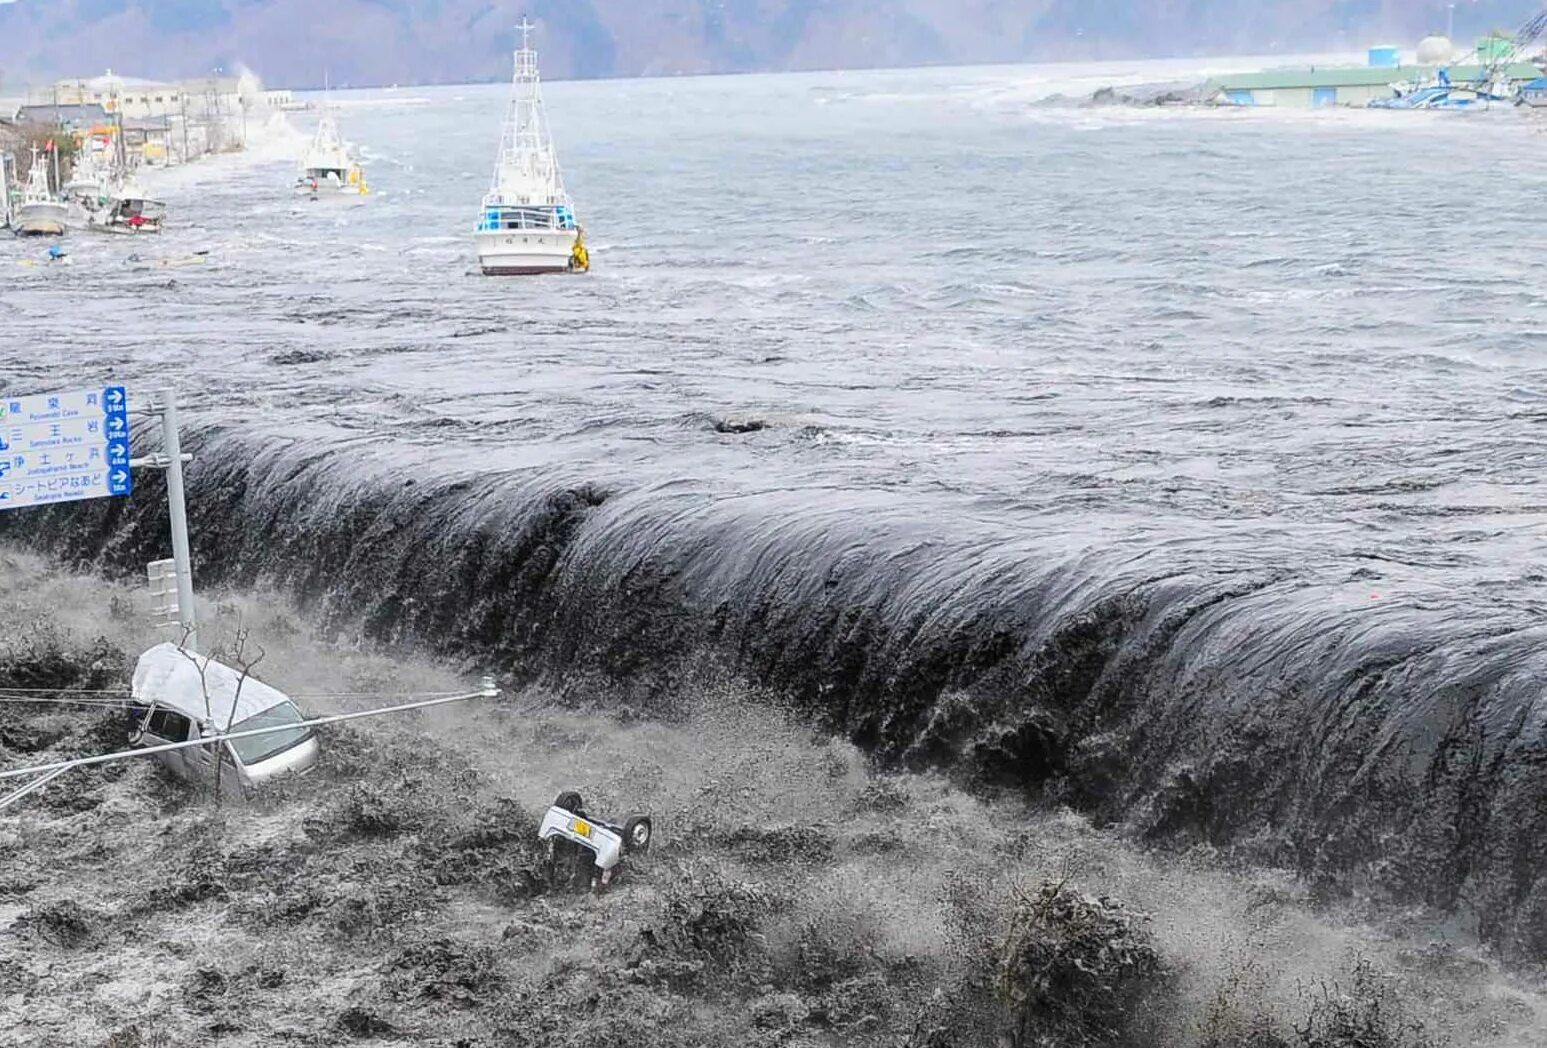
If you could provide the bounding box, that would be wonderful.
[129,643,320,794]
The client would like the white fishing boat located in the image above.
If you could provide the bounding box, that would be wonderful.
[13,149,68,237]
[63,147,110,211]
[87,178,165,235]
[296,111,368,198]
[0,153,16,230]
[475,20,589,276]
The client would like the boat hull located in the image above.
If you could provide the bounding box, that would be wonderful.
[90,221,163,235]
[296,187,368,201]
[13,203,68,237]
[476,228,578,275]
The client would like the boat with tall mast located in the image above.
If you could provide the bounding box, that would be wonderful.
[63,144,110,212]
[296,80,368,199]
[87,176,166,234]
[79,103,165,233]
[475,20,588,275]
[13,148,68,237]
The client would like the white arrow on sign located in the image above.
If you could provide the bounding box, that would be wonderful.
[0,385,134,512]
[3,469,120,509]
[4,416,114,452]
[1,389,118,427]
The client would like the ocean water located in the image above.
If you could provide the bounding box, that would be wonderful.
[6,57,1547,955]
[10,56,1547,553]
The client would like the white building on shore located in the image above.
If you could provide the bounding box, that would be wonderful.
[22,69,295,159]
[39,69,289,121]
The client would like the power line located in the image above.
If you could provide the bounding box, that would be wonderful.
[0,687,469,701]
[0,682,502,783]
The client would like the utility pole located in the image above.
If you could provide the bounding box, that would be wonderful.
[134,389,200,652]
[142,389,199,652]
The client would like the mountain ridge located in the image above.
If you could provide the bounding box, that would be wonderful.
[0,0,1539,89]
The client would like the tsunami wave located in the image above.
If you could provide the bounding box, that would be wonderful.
[8,420,1545,961]
[7,66,1547,968]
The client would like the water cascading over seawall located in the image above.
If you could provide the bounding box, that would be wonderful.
[7,422,1545,961]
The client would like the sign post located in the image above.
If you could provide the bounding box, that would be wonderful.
[155,390,198,652]
[0,384,198,651]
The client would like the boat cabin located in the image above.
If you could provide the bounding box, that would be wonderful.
[479,203,577,232]
[299,162,366,194]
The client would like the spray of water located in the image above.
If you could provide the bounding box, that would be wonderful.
[1,548,1543,1046]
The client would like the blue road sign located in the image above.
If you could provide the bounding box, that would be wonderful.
[0,386,134,510]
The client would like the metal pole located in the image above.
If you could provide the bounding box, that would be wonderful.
[159,389,198,652]
[0,766,72,812]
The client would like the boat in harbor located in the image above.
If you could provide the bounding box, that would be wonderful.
[13,148,68,237]
[63,148,110,212]
[296,110,368,198]
[1367,83,1510,109]
[475,20,589,276]
[1519,75,1547,106]
[0,153,16,230]
[87,178,165,234]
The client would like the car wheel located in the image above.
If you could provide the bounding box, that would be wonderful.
[621,815,653,853]
[554,790,583,813]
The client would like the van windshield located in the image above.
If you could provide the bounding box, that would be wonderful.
[227,702,311,766]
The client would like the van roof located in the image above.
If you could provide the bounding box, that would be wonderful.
[131,642,297,727]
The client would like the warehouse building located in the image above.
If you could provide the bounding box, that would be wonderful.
[1210,62,1544,107]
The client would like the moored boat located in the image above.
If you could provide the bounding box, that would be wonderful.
[63,148,111,212]
[475,20,588,276]
[13,149,68,237]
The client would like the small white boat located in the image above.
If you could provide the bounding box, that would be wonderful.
[64,148,110,212]
[87,179,165,235]
[13,149,67,237]
[475,20,588,276]
[296,112,368,198]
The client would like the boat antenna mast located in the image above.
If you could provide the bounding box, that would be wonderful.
[1474,8,1547,93]
[491,16,564,203]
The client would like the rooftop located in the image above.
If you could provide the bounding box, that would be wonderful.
[13,103,112,126]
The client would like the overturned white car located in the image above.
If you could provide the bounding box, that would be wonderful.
[538,791,653,889]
